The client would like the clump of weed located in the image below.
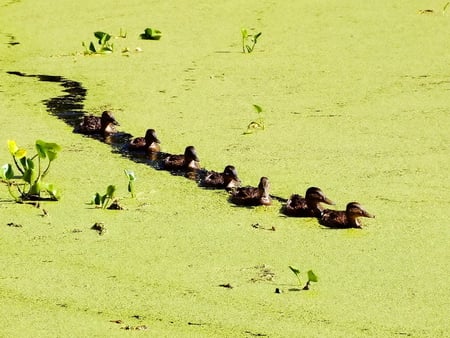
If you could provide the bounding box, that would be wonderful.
[288,266,318,290]
[83,31,114,55]
[241,28,262,53]
[1,140,61,202]
[92,184,117,209]
[140,27,162,40]
[244,104,266,134]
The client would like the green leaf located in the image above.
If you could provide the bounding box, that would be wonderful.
[94,31,111,44]
[29,179,42,195]
[35,140,61,161]
[1,164,14,180]
[124,169,136,181]
[14,148,27,159]
[253,104,263,113]
[254,32,262,42]
[94,193,101,206]
[45,183,60,200]
[35,140,47,159]
[106,185,116,198]
[89,42,96,53]
[241,28,248,39]
[307,270,318,283]
[289,265,301,276]
[23,168,37,184]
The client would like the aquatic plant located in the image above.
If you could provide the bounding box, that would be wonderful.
[1,140,61,202]
[92,184,117,209]
[244,104,266,134]
[82,31,114,55]
[241,28,262,53]
[288,266,318,290]
[124,169,136,198]
[140,27,162,40]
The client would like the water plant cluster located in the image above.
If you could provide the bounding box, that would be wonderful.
[1,140,61,202]
[82,27,161,55]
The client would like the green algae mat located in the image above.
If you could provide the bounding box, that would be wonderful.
[1,1,449,336]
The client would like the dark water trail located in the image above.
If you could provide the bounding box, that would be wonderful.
[6,71,210,182]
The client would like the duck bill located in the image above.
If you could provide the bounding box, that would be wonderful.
[323,196,335,205]
[363,210,375,218]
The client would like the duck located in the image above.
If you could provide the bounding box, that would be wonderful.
[200,165,241,189]
[163,145,200,171]
[282,187,334,218]
[75,111,119,136]
[319,202,375,229]
[229,176,272,206]
[128,129,161,153]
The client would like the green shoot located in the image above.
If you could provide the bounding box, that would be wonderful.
[93,184,117,209]
[83,31,114,55]
[244,104,266,134]
[288,266,319,290]
[241,28,262,53]
[444,2,450,14]
[124,169,136,198]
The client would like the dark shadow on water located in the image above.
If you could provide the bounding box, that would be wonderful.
[6,70,212,182]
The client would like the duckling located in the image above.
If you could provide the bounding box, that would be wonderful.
[200,165,241,189]
[163,146,200,171]
[75,111,119,136]
[229,177,272,206]
[282,187,334,218]
[128,129,161,153]
[319,202,375,229]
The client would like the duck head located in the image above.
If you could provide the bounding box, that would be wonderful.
[223,165,241,188]
[101,111,119,126]
[258,177,272,205]
[346,202,375,227]
[305,187,334,205]
[144,129,161,145]
[184,146,200,169]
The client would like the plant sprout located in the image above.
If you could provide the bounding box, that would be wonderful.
[82,31,114,55]
[93,184,117,209]
[288,266,319,290]
[124,169,136,198]
[241,28,262,53]
[244,104,266,134]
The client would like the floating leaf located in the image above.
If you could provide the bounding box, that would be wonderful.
[253,104,263,114]
[307,270,318,283]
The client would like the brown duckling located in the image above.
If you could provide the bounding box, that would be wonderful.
[128,129,161,153]
[75,111,119,136]
[319,202,375,229]
[282,187,334,218]
[229,176,272,206]
[200,165,241,189]
[163,145,200,171]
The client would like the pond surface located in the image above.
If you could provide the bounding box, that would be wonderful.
[0,1,449,336]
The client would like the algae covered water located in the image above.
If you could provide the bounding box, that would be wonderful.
[0,1,449,336]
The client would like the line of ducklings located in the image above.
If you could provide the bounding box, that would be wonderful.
[75,111,375,229]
